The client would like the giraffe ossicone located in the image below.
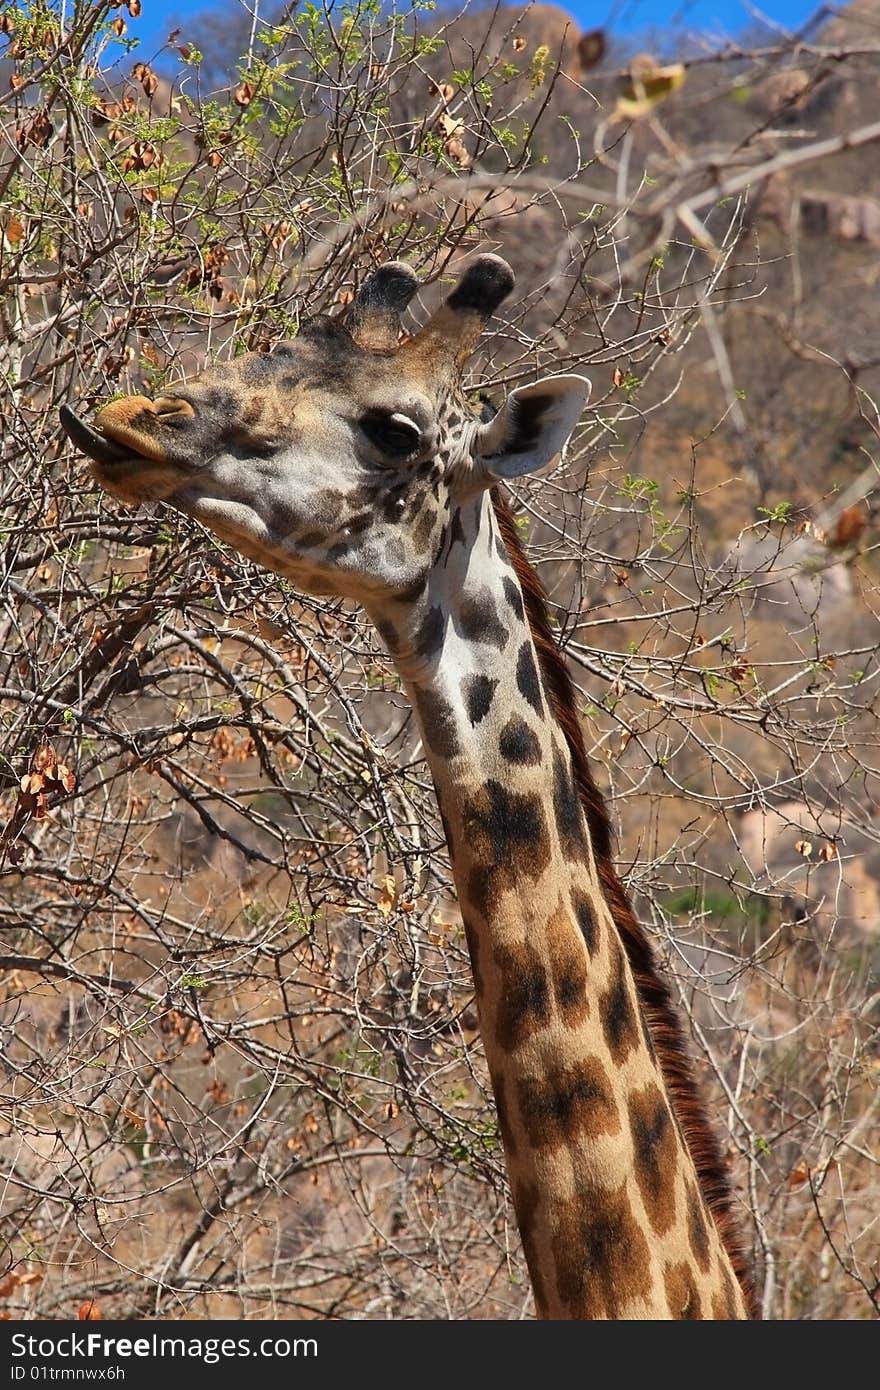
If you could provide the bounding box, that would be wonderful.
[60,253,755,1319]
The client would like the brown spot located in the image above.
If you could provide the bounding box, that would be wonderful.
[458,589,509,649]
[515,640,544,716]
[502,574,524,621]
[552,746,588,863]
[461,911,483,996]
[686,1182,712,1271]
[545,900,589,1028]
[492,1071,517,1159]
[396,572,428,604]
[554,1180,653,1318]
[412,503,437,554]
[512,1179,549,1315]
[463,781,552,920]
[494,940,550,1050]
[413,687,458,759]
[462,673,498,725]
[627,1082,678,1235]
[375,617,400,654]
[571,889,600,956]
[498,714,542,765]
[447,508,466,550]
[599,942,640,1063]
[664,1261,704,1319]
[517,1056,620,1151]
[713,1262,743,1319]
[636,995,658,1063]
[414,604,445,658]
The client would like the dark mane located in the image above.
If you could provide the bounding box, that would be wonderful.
[492,489,758,1319]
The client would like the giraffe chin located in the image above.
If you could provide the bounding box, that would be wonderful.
[89,459,189,506]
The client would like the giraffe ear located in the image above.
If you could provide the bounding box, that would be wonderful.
[473,375,591,482]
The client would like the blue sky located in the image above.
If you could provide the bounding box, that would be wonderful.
[127,0,824,64]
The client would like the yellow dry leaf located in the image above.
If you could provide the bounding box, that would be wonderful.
[615,57,685,120]
[794,839,813,858]
[123,1108,145,1130]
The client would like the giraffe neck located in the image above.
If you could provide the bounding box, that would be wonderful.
[365,491,751,1319]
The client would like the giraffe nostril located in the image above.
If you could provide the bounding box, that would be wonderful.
[153,397,195,421]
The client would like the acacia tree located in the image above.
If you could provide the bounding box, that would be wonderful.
[1,0,878,1320]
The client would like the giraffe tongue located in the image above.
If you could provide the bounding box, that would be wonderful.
[59,405,133,467]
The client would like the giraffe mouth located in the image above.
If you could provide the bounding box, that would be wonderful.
[59,405,138,469]
[59,405,189,504]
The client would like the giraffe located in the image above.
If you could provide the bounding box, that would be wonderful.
[60,254,756,1319]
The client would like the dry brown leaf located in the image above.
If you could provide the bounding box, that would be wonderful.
[33,745,55,773]
[436,112,463,138]
[256,613,285,641]
[0,1269,43,1296]
[234,82,255,108]
[829,505,867,548]
[139,67,158,98]
[4,215,25,246]
[444,137,470,168]
[56,764,76,793]
[612,365,624,388]
[429,80,455,103]
[794,839,813,858]
[78,1300,101,1320]
[788,1161,810,1189]
[818,840,837,862]
[377,873,397,918]
[123,1108,145,1129]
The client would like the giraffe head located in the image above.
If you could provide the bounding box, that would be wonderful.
[60,255,590,601]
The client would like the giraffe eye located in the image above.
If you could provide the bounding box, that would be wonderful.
[361,410,422,457]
